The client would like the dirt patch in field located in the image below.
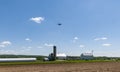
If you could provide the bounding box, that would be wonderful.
[0,62,120,72]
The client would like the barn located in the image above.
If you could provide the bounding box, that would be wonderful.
[57,53,67,60]
[80,53,94,60]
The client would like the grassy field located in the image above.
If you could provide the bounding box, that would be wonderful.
[0,60,118,66]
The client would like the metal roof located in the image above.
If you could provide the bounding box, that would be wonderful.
[57,53,67,57]
[81,53,93,56]
[0,58,36,62]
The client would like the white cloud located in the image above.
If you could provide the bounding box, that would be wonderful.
[80,45,85,48]
[0,50,16,54]
[74,37,78,40]
[25,38,32,42]
[101,37,108,40]
[30,17,44,23]
[0,41,12,48]
[0,45,5,48]
[1,41,12,45]
[94,38,100,41]
[44,43,54,47]
[0,46,33,55]
[94,37,108,41]
[102,43,112,47]
[73,37,79,43]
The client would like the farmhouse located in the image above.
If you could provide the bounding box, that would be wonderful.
[80,53,94,60]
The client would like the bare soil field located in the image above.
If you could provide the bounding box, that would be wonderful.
[0,62,120,72]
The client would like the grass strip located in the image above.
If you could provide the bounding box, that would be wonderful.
[0,60,119,66]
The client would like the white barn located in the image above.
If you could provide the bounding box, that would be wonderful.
[57,53,67,60]
[80,53,94,60]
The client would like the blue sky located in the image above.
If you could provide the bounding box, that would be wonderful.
[0,0,120,57]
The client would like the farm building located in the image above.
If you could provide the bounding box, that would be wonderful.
[80,53,94,60]
[57,53,67,60]
[0,58,36,62]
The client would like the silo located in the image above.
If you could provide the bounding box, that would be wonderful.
[53,46,57,60]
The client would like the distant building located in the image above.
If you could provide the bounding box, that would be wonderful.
[80,53,94,60]
[57,53,67,60]
[0,58,36,62]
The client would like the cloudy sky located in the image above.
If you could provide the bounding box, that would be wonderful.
[0,0,120,57]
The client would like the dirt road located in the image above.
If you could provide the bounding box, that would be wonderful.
[0,62,120,72]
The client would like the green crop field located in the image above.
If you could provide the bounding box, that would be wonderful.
[0,60,119,66]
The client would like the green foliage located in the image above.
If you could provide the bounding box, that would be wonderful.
[0,55,46,61]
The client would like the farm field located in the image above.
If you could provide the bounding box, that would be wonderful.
[0,62,120,72]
